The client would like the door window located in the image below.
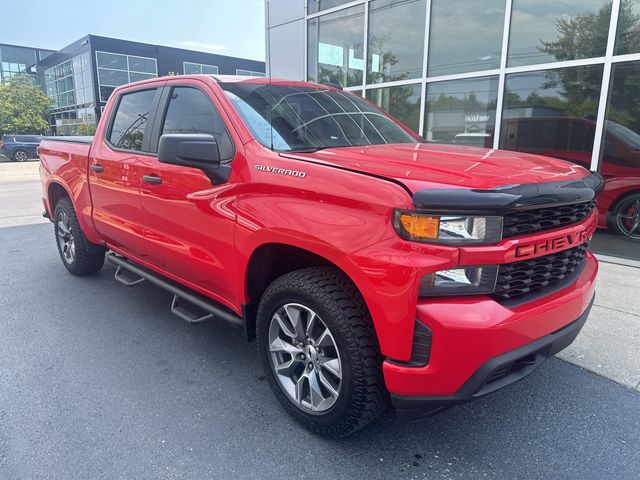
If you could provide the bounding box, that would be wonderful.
[108,88,157,151]
[160,86,234,160]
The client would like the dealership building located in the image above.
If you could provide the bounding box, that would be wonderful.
[2,35,265,135]
[266,0,640,263]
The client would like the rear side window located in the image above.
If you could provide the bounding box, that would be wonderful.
[109,89,157,151]
[160,86,234,161]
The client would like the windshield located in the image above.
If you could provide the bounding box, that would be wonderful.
[221,83,418,152]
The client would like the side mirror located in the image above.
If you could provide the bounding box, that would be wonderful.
[158,134,230,184]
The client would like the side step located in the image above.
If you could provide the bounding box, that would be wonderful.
[106,253,242,327]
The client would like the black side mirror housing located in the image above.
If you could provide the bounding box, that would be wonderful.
[158,134,231,184]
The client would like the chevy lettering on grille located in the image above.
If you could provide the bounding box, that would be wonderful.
[515,229,591,259]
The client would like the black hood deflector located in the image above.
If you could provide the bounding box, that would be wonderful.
[412,172,604,213]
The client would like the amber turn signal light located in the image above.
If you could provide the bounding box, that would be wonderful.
[397,213,440,240]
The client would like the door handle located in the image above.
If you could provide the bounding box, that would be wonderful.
[143,174,163,185]
[90,165,104,173]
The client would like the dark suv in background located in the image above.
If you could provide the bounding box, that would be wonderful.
[0,135,42,162]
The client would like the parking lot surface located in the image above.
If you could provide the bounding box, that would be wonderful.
[1,222,638,480]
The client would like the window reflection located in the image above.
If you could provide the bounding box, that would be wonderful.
[593,61,640,250]
[367,0,426,84]
[614,0,640,55]
[508,0,612,67]
[307,0,353,15]
[424,76,498,146]
[307,5,365,88]
[500,65,604,170]
[428,0,504,77]
[366,83,422,133]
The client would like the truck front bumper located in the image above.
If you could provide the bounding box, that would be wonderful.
[383,252,597,417]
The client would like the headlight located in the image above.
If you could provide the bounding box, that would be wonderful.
[393,210,503,245]
[419,266,499,297]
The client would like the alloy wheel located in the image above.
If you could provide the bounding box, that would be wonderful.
[14,150,28,162]
[268,303,342,413]
[615,197,640,239]
[56,212,76,263]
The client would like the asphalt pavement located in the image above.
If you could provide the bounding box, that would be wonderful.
[1,222,639,480]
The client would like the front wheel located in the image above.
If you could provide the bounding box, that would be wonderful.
[610,193,640,239]
[54,198,106,275]
[256,267,387,437]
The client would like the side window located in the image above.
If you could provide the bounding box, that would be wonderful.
[108,88,157,151]
[161,86,234,161]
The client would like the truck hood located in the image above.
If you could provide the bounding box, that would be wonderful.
[281,143,591,193]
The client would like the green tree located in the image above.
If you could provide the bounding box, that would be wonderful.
[0,75,52,136]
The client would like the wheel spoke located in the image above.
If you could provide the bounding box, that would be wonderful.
[270,336,302,356]
[317,369,339,398]
[316,327,334,349]
[57,220,69,236]
[308,370,325,409]
[320,357,341,380]
[627,219,640,235]
[283,305,306,340]
[294,373,307,405]
[273,312,296,339]
[305,312,317,338]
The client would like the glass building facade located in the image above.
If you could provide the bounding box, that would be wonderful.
[0,43,53,85]
[36,35,265,137]
[290,0,640,261]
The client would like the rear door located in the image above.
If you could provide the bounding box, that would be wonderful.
[137,79,239,307]
[88,85,164,260]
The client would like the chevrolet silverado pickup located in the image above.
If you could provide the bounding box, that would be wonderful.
[39,75,603,437]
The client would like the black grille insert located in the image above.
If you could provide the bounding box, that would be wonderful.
[493,244,588,301]
[502,201,596,238]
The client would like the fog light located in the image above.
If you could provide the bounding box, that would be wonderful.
[419,265,499,297]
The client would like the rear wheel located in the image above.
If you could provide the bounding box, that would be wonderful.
[13,149,28,162]
[610,193,640,240]
[256,267,387,437]
[54,198,106,275]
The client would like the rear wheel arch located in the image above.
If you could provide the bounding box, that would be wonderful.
[47,181,72,215]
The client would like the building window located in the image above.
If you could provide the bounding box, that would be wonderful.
[366,83,422,133]
[508,0,612,67]
[428,0,505,77]
[44,51,95,134]
[424,76,498,146]
[614,0,640,55]
[592,60,640,249]
[500,65,604,168]
[307,0,353,15]
[236,69,266,77]
[307,5,365,88]
[367,0,426,84]
[96,51,158,102]
[183,62,219,74]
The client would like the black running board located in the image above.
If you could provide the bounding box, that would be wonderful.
[106,253,243,327]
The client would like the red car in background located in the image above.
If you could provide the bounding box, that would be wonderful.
[502,116,640,240]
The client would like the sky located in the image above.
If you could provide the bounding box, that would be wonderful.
[0,0,266,61]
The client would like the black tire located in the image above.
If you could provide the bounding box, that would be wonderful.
[256,267,387,437]
[53,198,106,275]
[608,192,640,240]
[13,149,28,162]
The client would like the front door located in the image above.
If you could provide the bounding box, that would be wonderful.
[138,81,239,308]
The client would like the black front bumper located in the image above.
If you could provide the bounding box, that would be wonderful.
[391,295,594,420]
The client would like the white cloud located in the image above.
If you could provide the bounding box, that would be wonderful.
[178,41,228,52]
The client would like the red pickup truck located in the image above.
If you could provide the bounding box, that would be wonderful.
[39,75,602,437]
